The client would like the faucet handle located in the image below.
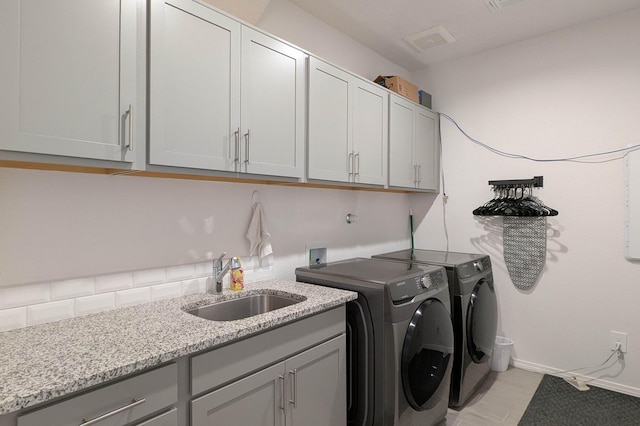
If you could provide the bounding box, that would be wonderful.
[215,252,227,264]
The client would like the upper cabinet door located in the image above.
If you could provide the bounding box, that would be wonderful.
[0,0,138,163]
[240,27,306,178]
[414,108,439,191]
[389,95,416,188]
[149,0,241,171]
[307,58,351,183]
[352,81,388,186]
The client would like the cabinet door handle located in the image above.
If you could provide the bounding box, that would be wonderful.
[348,152,354,180]
[126,104,134,152]
[279,375,285,412]
[417,164,422,186]
[355,152,360,177]
[413,165,418,186]
[79,398,146,426]
[244,129,250,165]
[289,369,297,408]
[234,128,240,163]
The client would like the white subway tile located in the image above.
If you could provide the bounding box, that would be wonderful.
[182,278,206,296]
[95,272,133,293]
[151,282,183,301]
[166,264,195,282]
[50,278,95,301]
[75,294,116,317]
[241,256,258,271]
[116,288,151,308]
[0,284,50,310]
[133,268,166,287]
[194,262,212,278]
[0,307,27,331]
[27,300,75,326]
[245,267,274,283]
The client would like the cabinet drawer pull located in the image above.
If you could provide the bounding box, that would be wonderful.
[126,104,134,152]
[289,369,297,408]
[79,398,146,426]
[279,375,286,412]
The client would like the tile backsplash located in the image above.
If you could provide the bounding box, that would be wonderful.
[0,256,273,332]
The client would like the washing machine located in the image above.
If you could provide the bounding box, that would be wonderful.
[295,258,454,426]
[373,249,498,408]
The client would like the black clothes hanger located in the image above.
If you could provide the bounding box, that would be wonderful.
[473,176,558,217]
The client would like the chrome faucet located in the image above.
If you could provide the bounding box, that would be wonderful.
[211,252,241,294]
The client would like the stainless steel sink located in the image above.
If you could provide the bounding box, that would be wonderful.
[185,293,305,321]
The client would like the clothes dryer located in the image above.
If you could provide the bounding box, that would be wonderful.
[373,249,498,408]
[296,258,454,425]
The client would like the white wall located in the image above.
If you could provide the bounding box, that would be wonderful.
[257,0,411,81]
[412,9,640,394]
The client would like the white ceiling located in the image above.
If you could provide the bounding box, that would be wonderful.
[285,0,640,71]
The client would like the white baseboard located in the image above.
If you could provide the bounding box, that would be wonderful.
[512,358,640,398]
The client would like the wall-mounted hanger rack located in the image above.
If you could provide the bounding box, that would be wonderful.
[488,175,544,188]
[473,175,558,217]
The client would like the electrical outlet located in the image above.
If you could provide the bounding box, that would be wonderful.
[307,246,327,266]
[610,331,628,353]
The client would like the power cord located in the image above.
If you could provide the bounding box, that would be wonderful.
[553,344,623,390]
[439,112,640,163]
[438,114,450,252]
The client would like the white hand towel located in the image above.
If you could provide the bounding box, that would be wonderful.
[246,202,272,263]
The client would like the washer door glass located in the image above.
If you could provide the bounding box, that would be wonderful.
[466,278,498,363]
[401,298,454,410]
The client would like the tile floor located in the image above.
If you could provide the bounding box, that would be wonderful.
[445,367,544,425]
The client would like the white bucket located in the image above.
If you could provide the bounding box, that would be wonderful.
[490,336,513,372]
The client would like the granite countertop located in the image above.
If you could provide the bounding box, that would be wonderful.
[0,279,357,415]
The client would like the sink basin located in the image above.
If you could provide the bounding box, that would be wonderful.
[185,293,306,321]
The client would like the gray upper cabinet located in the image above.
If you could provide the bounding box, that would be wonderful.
[389,94,439,191]
[240,27,305,178]
[149,0,305,179]
[308,57,387,186]
[0,0,140,164]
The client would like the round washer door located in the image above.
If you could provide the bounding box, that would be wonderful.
[401,298,454,411]
[466,278,498,363]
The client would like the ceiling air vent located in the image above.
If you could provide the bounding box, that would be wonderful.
[484,0,523,12]
[403,26,456,52]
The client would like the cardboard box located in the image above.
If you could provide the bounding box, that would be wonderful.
[374,75,419,103]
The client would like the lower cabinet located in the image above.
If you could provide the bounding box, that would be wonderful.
[191,336,345,426]
[15,364,177,426]
[0,307,347,426]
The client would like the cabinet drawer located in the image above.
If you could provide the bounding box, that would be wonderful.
[17,364,177,426]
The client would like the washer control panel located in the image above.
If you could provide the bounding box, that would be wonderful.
[457,256,491,279]
[387,266,448,302]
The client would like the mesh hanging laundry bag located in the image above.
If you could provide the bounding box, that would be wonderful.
[502,217,546,290]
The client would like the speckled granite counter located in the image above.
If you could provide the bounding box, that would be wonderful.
[0,279,357,415]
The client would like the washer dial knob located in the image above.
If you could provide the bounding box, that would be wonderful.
[420,275,432,289]
[473,261,484,272]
